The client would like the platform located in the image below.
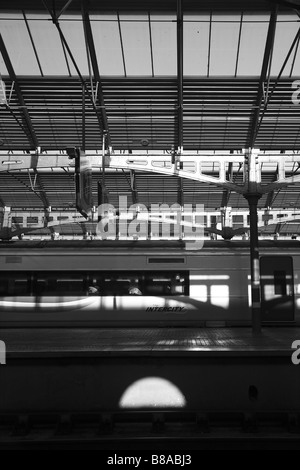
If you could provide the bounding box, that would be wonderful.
[1,327,300,449]
[2,326,299,358]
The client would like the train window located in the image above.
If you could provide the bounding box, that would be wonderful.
[260,255,294,322]
[0,272,31,295]
[143,273,186,296]
[274,270,287,296]
[0,270,189,297]
[102,275,143,296]
[101,272,188,296]
[56,275,86,295]
[35,272,86,296]
[35,273,57,295]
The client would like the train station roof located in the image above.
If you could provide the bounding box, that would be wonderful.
[1,0,300,239]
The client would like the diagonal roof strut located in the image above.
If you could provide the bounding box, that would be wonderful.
[42,0,105,144]
[82,0,111,148]
[0,34,39,149]
[248,5,277,148]
[177,0,183,151]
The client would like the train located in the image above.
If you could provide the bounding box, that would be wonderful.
[0,239,298,327]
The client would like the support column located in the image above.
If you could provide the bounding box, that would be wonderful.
[98,132,109,208]
[102,131,107,204]
[0,206,12,240]
[244,193,262,334]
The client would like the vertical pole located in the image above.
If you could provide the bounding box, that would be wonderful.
[97,180,102,215]
[98,132,107,223]
[82,84,86,152]
[177,0,183,153]
[102,131,106,204]
[245,193,262,333]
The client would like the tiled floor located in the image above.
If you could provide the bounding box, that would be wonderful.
[2,326,299,357]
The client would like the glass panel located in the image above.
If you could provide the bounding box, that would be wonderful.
[274,270,287,296]
[183,14,210,76]
[120,14,149,21]
[60,17,89,75]
[237,14,270,76]
[91,14,124,75]
[144,272,186,296]
[102,271,187,296]
[35,271,86,295]
[103,274,136,295]
[27,14,69,75]
[271,16,299,76]
[0,14,41,75]
[150,15,177,76]
[0,271,189,297]
[90,14,118,21]
[210,15,241,76]
[0,56,8,75]
[119,15,152,76]
[0,272,30,295]
[87,275,102,295]
[292,48,300,76]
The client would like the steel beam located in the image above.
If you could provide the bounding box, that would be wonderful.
[2,150,300,195]
[1,151,246,192]
[57,0,74,19]
[33,172,50,208]
[177,0,183,152]
[130,170,138,205]
[177,176,184,207]
[221,162,233,207]
[248,7,277,148]
[0,35,39,149]
[42,0,104,143]
[82,1,111,147]
[256,25,300,137]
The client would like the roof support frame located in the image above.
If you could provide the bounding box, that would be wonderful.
[130,169,138,205]
[57,0,74,19]
[221,162,233,207]
[4,150,300,195]
[148,12,155,77]
[290,33,300,77]
[0,35,39,149]
[177,0,183,152]
[33,171,50,209]
[7,170,45,205]
[177,176,184,206]
[81,84,86,151]
[255,21,300,140]
[82,0,111,148]
[42,0,104,144]
[234,13,243,77]
[265,164,279,208]
[207,12,212,77]
[22,10,43,76]
[248,6,277,148]
[117,12,127,77]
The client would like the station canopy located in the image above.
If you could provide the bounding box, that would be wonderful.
[1,0,300,239]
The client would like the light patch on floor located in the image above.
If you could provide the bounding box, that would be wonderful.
[119,377,186,408]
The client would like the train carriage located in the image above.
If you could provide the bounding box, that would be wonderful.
[0,240,298,327]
